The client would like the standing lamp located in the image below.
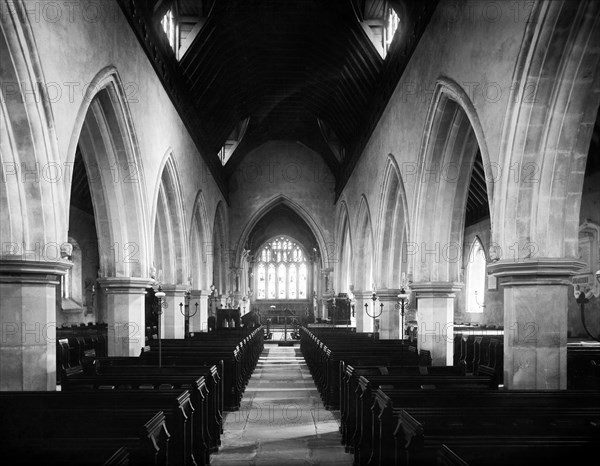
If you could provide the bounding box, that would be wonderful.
[396,287,410,345]
[153,285,166,368]
[365,290,383,339]
[179,286,198,339]
[331,289,337,327]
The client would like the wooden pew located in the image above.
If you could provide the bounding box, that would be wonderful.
[437,441,598,466]
[144,326,263,409]
[339,365,464,452]
[1,399,169,465]
[60,373,210,463]
[395,406,600,466]
[90,360,222,453]
[372,389,600,466]
[0,390,196,465]
[300,327,421,409]
[567,345,600,388]
[350,374,495,465]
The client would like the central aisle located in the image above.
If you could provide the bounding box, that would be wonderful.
[212,345,353,465]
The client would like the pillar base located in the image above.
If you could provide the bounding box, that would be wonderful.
[377,289,402,340]
[189,290,209,333]
[489,259,585,390]
[162,285,187,339]
[412,282,462,366]
[354,291,375,333]
[97,277,152,357]
[0,260,70,390]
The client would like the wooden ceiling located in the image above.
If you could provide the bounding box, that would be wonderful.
[118,0,438,199]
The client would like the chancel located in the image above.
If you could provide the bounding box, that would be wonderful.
[1,1,600,465]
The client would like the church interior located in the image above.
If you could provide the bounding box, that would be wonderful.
[1,0,600,464]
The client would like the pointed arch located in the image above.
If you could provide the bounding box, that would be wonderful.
[335,200,353,292]
[355,195,375,291]
[1,1,65,255]
[412,77,493,283]
[63,66,150,278]
[234,194,329,269]
[189,190,212,289]
[376,154,410,289]
[211,201,229,293]
[493,0,600,261]
[152,150,188,284]
[465,236,487,314]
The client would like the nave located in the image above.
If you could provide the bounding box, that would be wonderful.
[2,1,600,464]
[212,345,351,466]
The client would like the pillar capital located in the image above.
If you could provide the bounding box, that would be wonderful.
[411,281,463,298]
[374,288,404,300]
[161,284,189,295]
[0,259,71,285]
[96,277,153,294]
[487,258,586,286]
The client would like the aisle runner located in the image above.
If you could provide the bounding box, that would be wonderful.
[212,346,352,465]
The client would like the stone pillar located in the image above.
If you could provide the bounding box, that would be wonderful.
[488,259,584,390]
[162,285,187,339]
[0,260,70,391]
[97,277,152,357]
[189,289,209,333]
[412,282,462,366]
[354,291,374,333]
[378,289,402,340]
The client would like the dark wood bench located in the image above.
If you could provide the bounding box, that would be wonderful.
[1,398,169,465]
[437,441,598,466]
[0,390,197,465]
[395,406,600,466]
[349,374,495,465]
[60,373,210,461]
[88,359,223,452]
[371,389,600,466]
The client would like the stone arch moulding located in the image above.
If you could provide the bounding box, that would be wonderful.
[151,149,189,285]
[67,65,149,278]
[492,0,600,262]
[376,154,411,289]
[335,199,353,291]
[411,76,493,283]
[234,195,330,270]
[189,190,212,290]
[1,0,65,254]
[212,200,229,292]
[355,194,375,291]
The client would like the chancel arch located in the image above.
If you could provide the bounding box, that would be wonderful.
[234,195,329,271]
[237,198,321,319]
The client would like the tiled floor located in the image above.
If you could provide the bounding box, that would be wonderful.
[211,345,353,465]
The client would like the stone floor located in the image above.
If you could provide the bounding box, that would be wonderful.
[211,344,353,465]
